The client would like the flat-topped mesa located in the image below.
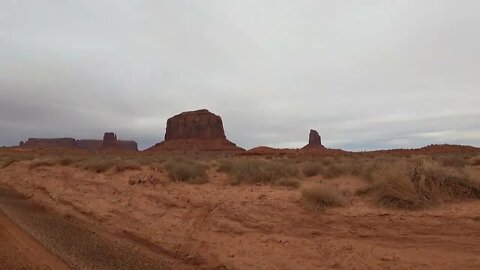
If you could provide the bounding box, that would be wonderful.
[95,132,137,151]
[20,138,77,148]
[19,133,138,151]
[148,109,244,152]
[165,109,227,140]
[302,129,325,150]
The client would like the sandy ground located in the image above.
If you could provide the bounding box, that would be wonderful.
[1,161,480,269]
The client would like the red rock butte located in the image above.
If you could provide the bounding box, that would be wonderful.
[147,109,244,152]
[19,133,138,151]
[301,129,325,150]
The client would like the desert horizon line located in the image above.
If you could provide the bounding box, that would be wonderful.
[10,109,480,153]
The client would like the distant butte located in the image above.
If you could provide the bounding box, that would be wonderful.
[19,133,138,151]
[147,109,245,152]
[301,129,325,150]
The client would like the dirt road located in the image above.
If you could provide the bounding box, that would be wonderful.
[0,188,176,270]
[0,208,70,270]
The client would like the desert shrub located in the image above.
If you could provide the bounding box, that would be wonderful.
[368,159,480,209]
[302,184,347,210]
[227,159,298,184]
[83,159,118,173]
[471,158,480,166]
[217,159,234,173]
[437,155,469,168]
[57,157,75,166]
[134,156,154,166]
[115,161,141,172]
[321,163,345,179]
[29,158,57,169]
[321,158,333,166]
[302,160,353,179]
[368,162,420,208]
[302,162,322,177]
[164,161,208,184]
[149,162,164,172]
[2,156,22,168]
[276,178,300,188]
[1,154,35,168]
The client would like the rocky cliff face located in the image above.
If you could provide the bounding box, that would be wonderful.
[148,109,244,152]
[102,132,118,147]
[302,129,325,150]
[100,132,137,150]
[76,140,103,150]
[164,109,227,140]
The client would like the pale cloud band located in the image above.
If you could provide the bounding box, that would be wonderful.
[1,1,479,150]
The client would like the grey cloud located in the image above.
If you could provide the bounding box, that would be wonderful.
[1,1,480,150]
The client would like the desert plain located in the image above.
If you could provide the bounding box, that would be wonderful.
[1,110,480,270]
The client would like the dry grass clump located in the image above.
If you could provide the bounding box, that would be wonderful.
[56,157,75,166]
[115,161,141,172]
[302,184,348,210]
[36,156,77,167]
[1,154,35,168]
[436,155,469,168]
[149,162,164,172]
[28,158,57,169]
[471,157,480,166]
[226,158,299,185]
[216,159,234,173]
[82,158,119,173]
[133,155,168,166]
[302,158,362,179]
[276,178,300,188]
[302,162,323,177]
[164,161,208,184]
[368,159,480,209]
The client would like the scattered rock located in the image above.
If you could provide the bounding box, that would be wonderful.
[129,176,158,186]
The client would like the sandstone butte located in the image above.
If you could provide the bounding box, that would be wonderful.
[244,129,347,156]
[19,133,138,151]
[147,109,245,152]
[301,129,326,150]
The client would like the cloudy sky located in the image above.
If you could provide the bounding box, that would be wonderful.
[1,1,479,150]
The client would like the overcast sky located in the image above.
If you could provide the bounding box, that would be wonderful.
[1,1,480,150]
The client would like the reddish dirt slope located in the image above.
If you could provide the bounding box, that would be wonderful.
[1,161,480,269]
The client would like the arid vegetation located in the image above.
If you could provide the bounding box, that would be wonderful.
[2,148,480,269]
[164,160,208,184]
[2,149,480,210]
[365,159,480,209]
[302,184,348,209]
[218,158,299,185]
